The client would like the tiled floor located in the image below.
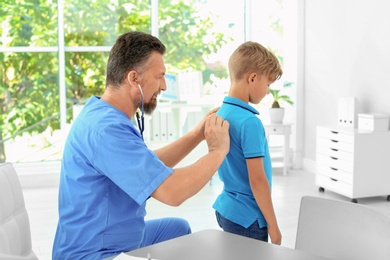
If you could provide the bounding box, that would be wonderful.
[22,169,390,260]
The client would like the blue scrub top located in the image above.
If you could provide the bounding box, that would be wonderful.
[213,96,272,229]
[52,96,173,259]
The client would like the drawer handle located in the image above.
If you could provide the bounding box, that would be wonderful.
[331,131,339,134]
[330,139,339,143]
[330,178,338,182]
[330,167,338,171]
[331,148,338,152]
[330,156,338,160]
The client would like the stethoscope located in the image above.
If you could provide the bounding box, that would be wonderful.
[135,82,145,140]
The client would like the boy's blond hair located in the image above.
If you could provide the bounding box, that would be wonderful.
[228,41,283,83]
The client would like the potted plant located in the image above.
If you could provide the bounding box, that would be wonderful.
[269,81,294,123]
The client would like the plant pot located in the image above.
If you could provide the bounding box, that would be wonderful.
[269,108,285,123]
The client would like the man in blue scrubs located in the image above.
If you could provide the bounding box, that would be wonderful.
[52,31,230,259]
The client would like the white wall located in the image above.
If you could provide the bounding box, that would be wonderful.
[302,0,390,164]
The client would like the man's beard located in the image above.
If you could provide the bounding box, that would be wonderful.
[143,97,157,115]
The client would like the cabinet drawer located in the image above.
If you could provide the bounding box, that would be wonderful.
[316,154,354,173]
[316,137,354,153]
[316,144,354,162]
[317,164,353,184]
[315,174,353,198]
[317,127,354,143]
[264,125,290,135]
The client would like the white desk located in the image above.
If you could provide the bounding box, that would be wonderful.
[264,123,292,176]
[126,229,331,260]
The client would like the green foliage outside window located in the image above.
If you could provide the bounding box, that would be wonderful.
[0,0,232,162]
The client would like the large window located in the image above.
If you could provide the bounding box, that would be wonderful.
[0,0,295,164]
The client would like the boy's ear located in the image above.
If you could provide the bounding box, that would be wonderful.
[249,73,257,83]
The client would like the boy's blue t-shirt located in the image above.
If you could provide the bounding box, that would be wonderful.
[52,96,173,259]
[213,96,272,228]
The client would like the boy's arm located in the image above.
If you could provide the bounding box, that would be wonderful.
[246,157,282,245]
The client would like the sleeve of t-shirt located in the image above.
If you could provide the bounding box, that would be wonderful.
[240,117,267,159]
[93,121,173,205]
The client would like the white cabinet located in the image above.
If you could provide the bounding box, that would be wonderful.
[316,126,390,202]
[264,123,292,176]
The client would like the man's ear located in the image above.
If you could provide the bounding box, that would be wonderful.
[127,71,139,85]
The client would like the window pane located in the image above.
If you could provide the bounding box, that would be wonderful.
[250,0,284,61]
[0,52,60,162]
[64,0,151,46]
[65,52,107,110]
[0,1,58,47]
[158,0,244,97]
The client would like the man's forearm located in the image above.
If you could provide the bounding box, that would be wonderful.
[154,128,204,167]
[151,149,225,206]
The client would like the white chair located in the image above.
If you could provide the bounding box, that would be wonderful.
[0,162,38,260]
[295,195,390,260]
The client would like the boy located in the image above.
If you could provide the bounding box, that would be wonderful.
[213,41,283,245]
